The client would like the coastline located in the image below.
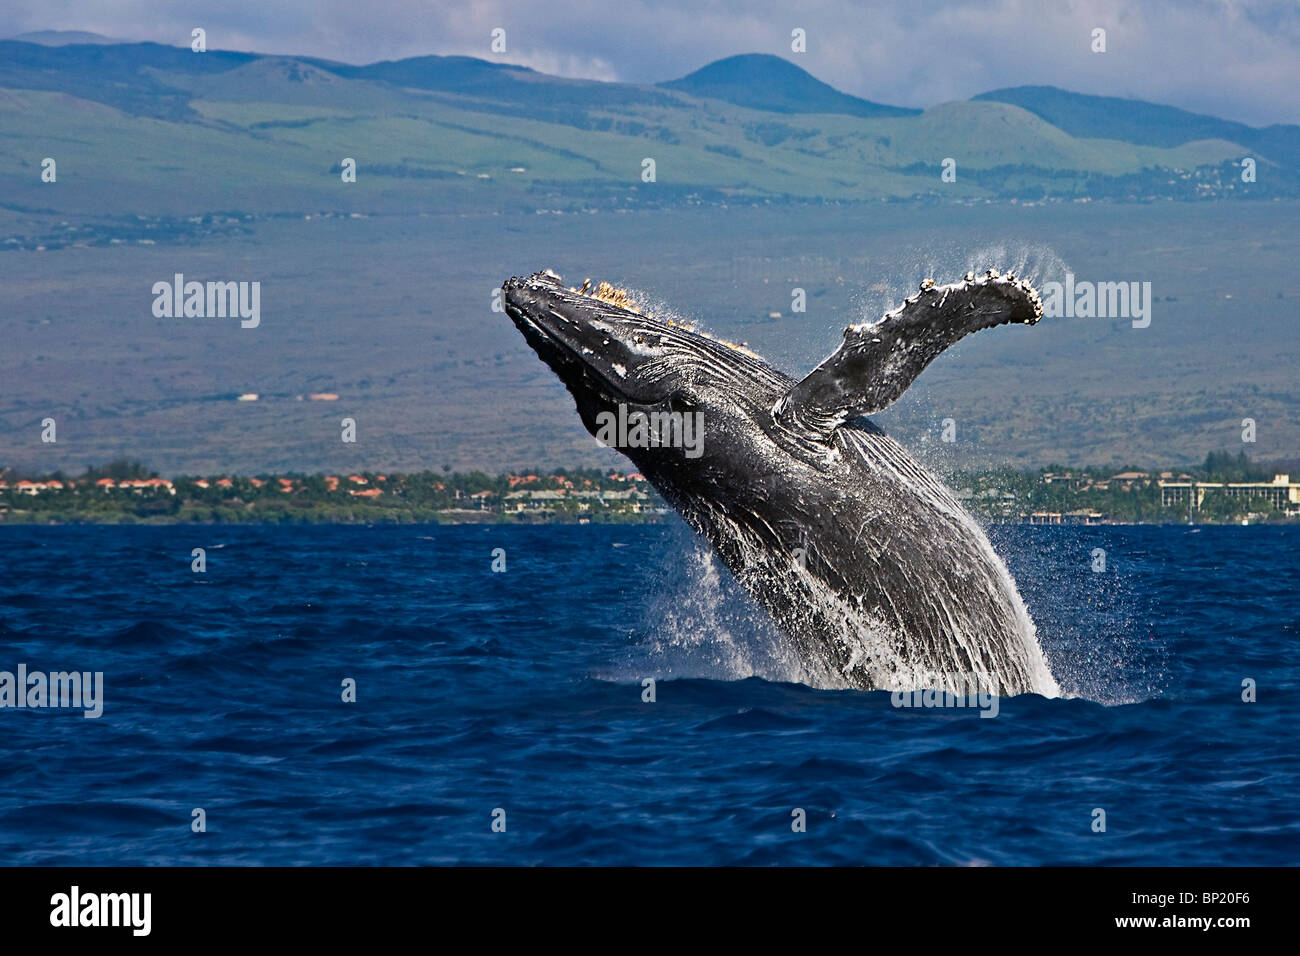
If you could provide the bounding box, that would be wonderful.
[3,457,1297,527]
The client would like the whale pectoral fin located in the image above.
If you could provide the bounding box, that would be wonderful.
[773,271,1043,437]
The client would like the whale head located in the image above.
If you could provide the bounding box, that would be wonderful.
[502,270,795,485]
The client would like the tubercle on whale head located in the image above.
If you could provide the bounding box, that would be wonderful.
[504,268,652,318]
[499,271,774,400]
[502,270,764,355]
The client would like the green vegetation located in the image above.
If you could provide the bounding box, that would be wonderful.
[2,455,1296,525]
[0,463,664,524]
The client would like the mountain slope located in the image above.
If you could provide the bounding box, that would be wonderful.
[0,39,1288,221]
[974,85,1300,168]
[0,39,255,119]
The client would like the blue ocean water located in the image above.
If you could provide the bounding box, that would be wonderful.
[0,521,1295,865]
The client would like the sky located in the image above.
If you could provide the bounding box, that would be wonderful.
[4,0,1299,126]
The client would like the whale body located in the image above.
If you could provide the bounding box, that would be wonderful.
[502,269,1060,697]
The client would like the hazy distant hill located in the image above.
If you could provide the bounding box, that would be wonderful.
[322,54,685,112]
[975,85,1300,170]
[9,30,125,46]
[661,53,919,118]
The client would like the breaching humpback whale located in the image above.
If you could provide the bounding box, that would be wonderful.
[502,269,1060,698]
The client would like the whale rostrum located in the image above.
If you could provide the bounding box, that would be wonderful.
[502,269,1060,698]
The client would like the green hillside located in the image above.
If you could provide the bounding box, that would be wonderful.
[0,40,1291,236]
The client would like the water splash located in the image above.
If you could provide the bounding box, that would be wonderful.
[849,241,1071,327]
[960,242,1072,291]
[623,529,815,685]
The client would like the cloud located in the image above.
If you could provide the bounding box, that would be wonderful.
[2,0,1297,124]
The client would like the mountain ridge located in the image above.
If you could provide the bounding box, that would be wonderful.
[2,37,1293,142]
[0,38,1293,217]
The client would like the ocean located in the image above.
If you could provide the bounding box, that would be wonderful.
[0,522,1295,865]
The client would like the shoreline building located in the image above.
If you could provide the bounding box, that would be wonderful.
[1159,474,1300,514]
